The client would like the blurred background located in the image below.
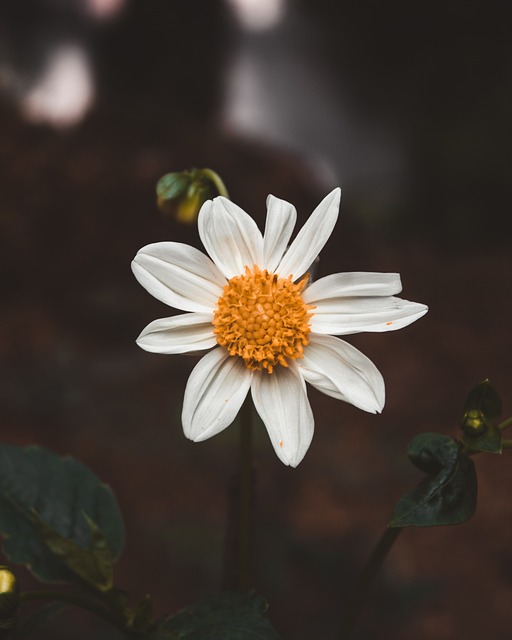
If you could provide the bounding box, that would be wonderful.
[1,0,512,638]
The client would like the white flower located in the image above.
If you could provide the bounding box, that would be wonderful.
[132,189,428,467]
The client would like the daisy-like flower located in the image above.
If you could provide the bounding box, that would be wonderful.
[132,189,428,466]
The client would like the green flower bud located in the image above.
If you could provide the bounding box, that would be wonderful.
[156,172,189,216]
[0,567,19,630]
[156,168,229,224]
[175,182,206,224]
[461,408,487,436]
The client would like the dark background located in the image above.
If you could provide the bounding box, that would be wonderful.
[1,1,512,638]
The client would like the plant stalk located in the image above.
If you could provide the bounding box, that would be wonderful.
[498,417,512,431]
[238,398,254,590]
[338,526,403,640]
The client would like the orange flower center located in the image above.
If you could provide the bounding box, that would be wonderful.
[213,265,314,373]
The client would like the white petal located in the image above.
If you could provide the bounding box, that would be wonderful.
[262,195,297,272]
[303,272,403,304]
[132,242,225,312]
[276,188,341,280]
[182,348,252,442]
[299,334,385,413]
[136,313,216,354]
[251,364,314,467]
[310,296,429,335]
[198,197,264,279]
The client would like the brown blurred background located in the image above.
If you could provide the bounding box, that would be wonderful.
[1,1,512,638]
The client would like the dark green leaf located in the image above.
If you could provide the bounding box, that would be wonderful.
[389,433,477,527]
[128,594,153,633]
[0,445,125,587]
[461,421,503,453]
[17,602,69,639]
[146,629,180,640]
[149,591,282,640]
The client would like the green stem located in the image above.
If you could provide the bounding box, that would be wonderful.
[502,439,512,449]
[498,417,512,431]
[338,526,403,640]
[20,590,127,633]
[238,398,253,590]
[202,168,230,199]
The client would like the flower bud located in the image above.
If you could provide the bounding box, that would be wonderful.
[0,567,19,630]
[461,408,487,436]
[156,168,228,224]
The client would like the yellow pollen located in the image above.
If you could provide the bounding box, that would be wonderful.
[213,265,315,373]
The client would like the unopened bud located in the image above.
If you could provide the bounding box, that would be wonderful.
[0,567,19,630]
[156,168,229,224]
[461,409,487,436]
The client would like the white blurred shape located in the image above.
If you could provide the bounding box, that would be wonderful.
[222,7,405,204]
[48,0,125,21]
[84,0,125,20]
[226,0,287,31]
[21,44,94,128]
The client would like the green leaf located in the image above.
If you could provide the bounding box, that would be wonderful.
[389,433,477,527]
[29,512,115,591]
[17,602,69,639]
[0,445,125,588]
[128,594,153,633]
[149,591,282,640]
[461,421,503,453]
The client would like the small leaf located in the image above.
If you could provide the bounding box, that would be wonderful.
[389,433,477,527]
[0,445,125,586]
[149,591,282,640]
[128,594,153,633]
[461,421,503,454]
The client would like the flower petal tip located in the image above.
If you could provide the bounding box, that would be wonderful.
[275,450,304,468]
[289,452,307,468]
[363,402,384,415]
[189,432,206,443]
[326,186,342,208]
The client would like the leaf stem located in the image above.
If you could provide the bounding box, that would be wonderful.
[238,398,254,590]
[498,417,512,431]
[338,526,403,640]
[19,590,127,634]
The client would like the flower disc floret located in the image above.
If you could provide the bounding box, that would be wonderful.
[213,265,314,373]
